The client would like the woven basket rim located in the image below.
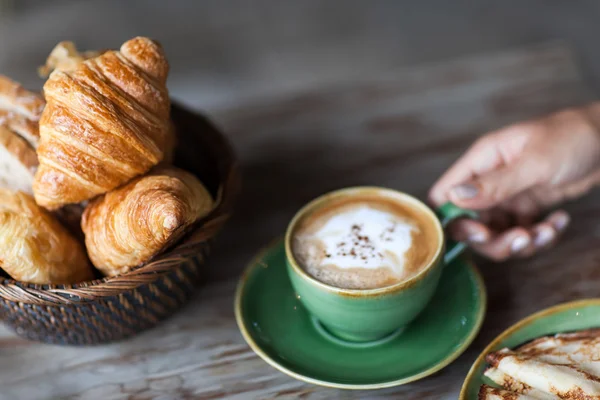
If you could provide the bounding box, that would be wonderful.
[0,103,238,303]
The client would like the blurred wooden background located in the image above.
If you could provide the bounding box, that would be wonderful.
[2,0,600,110]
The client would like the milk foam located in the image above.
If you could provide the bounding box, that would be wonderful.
[298,206,417,276]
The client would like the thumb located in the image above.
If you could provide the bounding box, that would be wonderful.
[448,160,541,209]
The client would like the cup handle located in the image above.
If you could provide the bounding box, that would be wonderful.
[436,202,479,265]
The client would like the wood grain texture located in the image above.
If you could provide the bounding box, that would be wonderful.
[0,43,598,399]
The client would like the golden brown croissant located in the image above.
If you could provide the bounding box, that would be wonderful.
[0,189,93,284]
[0,110,40,148]
[0,75,45,122]
[38,41,104,77]
[0,126,38,195]
[33,36,172,210]
[0,74,45,148]
[81,167,214,276]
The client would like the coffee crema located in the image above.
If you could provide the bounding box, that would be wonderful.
[292,195,440,290]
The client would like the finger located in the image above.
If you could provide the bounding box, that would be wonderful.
[515,221,561,259]
[531,222,559,250]
[446,210,513,242]
[529,186,567,210]
[448,155,547,210]
[517,211,569,257]
[524,210,570,254]
[476,211,569,261]
[430,125,531,207]
[429,135,506,206]
[446,219,494,243]
[545,209,571,233]
[470,227,533,262]
[515,227,544,258]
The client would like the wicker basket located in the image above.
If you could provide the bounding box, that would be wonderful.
[0,104,238,345]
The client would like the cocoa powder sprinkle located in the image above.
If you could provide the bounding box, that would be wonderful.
[330,222,390,262]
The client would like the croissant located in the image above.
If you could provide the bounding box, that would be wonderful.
[81,167,214,276]
[0,126,38,195]
[0,74,45,148]
[0,189,93,284]
[38,41,104,77]
[0,75,45,122]
[0,110,40,148]
[33,36,173,210]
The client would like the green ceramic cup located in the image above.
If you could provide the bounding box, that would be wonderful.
[284,187,477,343]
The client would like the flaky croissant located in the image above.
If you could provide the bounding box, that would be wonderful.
[0,74,45,148]
[0,75,44,195]
[33,37,173,210]
[38,41,104,77]
[0,189,93,284]
[0,75,45,123]
[0,126,38,195]
[81,167,214,276]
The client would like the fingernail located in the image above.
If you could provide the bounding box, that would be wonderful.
[534,228,554,247]
[451,184,479,200]
[468,232,488,243]
[553,214,570,231]
[511,235,530,253]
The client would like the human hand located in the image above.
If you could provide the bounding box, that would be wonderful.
[429,105,600,261]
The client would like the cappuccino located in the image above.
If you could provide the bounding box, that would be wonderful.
[292,195,439,290]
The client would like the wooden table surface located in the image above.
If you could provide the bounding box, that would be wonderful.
[1,43,599,400]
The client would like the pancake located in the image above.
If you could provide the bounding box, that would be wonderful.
[483,367,558,399]
[478,384,544,400]
[480,329,600,399]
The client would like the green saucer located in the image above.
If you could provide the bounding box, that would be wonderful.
[235,239,487,389]
[460,299,600,399]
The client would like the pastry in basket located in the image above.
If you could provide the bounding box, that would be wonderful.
[0,74,45,134]
[0,189,93,284]
[38,41,104,77]
[0,109,41,149]
[81,166,214,277]
[480,328,600,398]
[0,74,43,149]
[0,75,44,195]
[33,36,174,210]
[0,126,38,195]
